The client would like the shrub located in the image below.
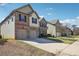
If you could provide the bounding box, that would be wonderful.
[0,35,2,39]
[0,39,7,45]
[52,35,55,38]
[47,34,52,37]
[38,34,47,38]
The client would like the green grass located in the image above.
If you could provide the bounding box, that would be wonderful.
[47,37,78,44]
[71,35,79,38]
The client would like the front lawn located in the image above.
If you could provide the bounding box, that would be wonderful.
[71,35,79,38]
[47,37,77,44]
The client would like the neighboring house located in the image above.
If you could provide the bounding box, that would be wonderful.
[47,20,72,37]
[61,26,73,36]
[47,20,62,37]
[0,4,40,40]
[65,27,73,36]
[47,22,56,37]
[73,27,79,35]
[39,17,47,36]
[47,20,64,37]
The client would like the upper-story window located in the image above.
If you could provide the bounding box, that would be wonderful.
[32,17,37,24]
[24,16,26,22]
[8,20,9,24]
[19,14,27,22]
[12,17,13,22]
[40,22,46,27]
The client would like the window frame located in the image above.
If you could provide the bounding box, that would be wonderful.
[32,17,37,24]
[19,14,21,21]
[8,20,9,24]
[24,16,26,22]
[19,14,27,22]
[12,17,13,22]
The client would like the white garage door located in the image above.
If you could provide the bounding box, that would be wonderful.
[16,29,27,40]
[30,30,37,39]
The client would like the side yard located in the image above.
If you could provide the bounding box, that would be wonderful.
[0,39,55,56]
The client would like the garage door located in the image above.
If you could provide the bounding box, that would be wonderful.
[30,30,37,39]
[16,29,27,40]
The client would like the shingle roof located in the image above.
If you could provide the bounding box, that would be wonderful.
[47,21,55,25]
[0,4,40,25]
[39,17,47,23]
[49,20,59,24]
[0,10,15,25]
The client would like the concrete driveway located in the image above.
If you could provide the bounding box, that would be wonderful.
[59,41,79,56]
[19,38,69,55]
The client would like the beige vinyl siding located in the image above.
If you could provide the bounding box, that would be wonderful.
[29,12,39,28]
[1,15,15,39]
[29,12,39,38]
[17,6,33,14]
[47,23,56,36]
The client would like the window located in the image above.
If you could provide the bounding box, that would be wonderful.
[24,16,26,22]
[12,17,13,22]
[44,24,46,27]
[19,14,27,22]
[19,14,21,21]
[32,17,37,24]
[8,20,9,24]
[40,23,46,27]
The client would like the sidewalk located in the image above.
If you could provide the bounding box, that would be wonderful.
[59,40,79,56]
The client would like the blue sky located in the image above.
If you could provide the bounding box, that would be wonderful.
[0,3,79,26]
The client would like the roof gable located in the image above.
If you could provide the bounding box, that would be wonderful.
[50,20,60,24]
[16,4,33,14]
[0,10,15,25]
[39,17,47,23]
[16,4,39,19]
[0,4,40,25]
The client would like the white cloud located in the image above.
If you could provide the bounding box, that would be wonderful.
[0,17,5,22]
[60,16,79,27]
[40,15,44,18]
[49,8,53,10]
[47,13,52,15]
[76,16,79,19]
[46,8,53,10]
[0,3,7,6]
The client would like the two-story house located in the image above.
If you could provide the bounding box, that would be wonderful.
[0,4,40,40]
[47,20,63,37]
[60,26,73,36]
[73,27,79,35]
[47,20,72,37]
[39,17,47,36]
